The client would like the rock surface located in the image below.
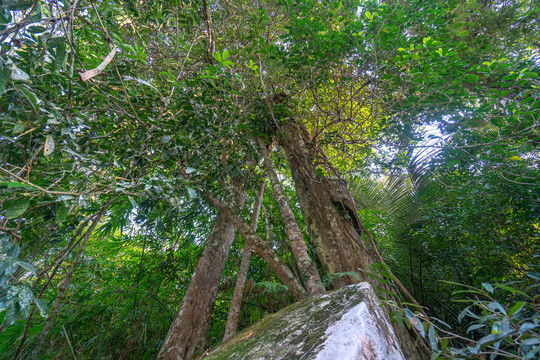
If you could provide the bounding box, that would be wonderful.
[202,282,406,360]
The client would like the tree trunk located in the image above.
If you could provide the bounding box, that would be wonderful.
[223,182,265,341]
[207,195,308,301]
[281,123,427,359]
[281,124,374,288]
[157,193,245,360]
[259,141,324,295]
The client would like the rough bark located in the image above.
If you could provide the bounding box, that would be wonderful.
[157,192,246,360]
[223,182,265,341]
[259,141,324,296]
[281,124,374,288]
[280,123,427,359]
[207,195,308,301]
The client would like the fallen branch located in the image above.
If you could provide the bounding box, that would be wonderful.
[79,47,118,81]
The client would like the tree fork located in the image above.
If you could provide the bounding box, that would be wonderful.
[206,194,308,301]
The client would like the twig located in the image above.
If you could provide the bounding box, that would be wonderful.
[0,166,80,196]
[0,0,38,42]
[0,227,22,241]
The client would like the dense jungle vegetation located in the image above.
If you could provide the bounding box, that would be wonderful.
[0,0,539,359]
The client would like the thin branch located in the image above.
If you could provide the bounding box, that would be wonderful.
[0,166,80,196]
[0,0,38,42]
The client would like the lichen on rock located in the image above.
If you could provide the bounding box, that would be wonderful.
[202,282,405,360]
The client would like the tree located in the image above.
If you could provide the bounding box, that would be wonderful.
[1,0,538,359]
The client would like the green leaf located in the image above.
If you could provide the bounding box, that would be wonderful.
[0,0,34,11]
[527,272,540,281]
[476,333,505,349]
[3,303,20,327]
[520,322,538,332]
[213,51,222,62]
[466,74,480,83]
[458,306,471,323]
[56,206,69,222]
[495,284,529,298]
[491,320,503,334]
[5,197,30,219]
[0,9,12,30]
[525,347,540,360]
[521,337,540,346]
[222,49,229,60]
[481,282,493,293]
[487,301,506,315]
[0,182,31,188]
[365,11,371,20]
[34,298,48,318]
[16,261,36,273]
[17,85,41,114]
[44,135,54,156]
[428,324,438,351]
[404,308,425,337]
[54,44,68,71]
[0,66,7,94]
[12,123,24,134]
[522,72,538,79]
[27,25,46,33]
[9,64,29,81]
[441,338,448,352]
[508,301,526,318]
[467,324,485,333]
[46,37,66,49]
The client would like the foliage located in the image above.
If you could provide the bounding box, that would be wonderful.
[387,276,540,360]
[0,0,538,359]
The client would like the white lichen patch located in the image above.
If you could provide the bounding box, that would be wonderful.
[313,302,404,360]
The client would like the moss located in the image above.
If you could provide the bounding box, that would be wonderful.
[203,285,366,360]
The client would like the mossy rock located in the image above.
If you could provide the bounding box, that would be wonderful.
[202,283,405,360]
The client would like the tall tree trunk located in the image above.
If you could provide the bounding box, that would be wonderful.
[223,182,265,341]
[281,123,427,359]
[259,141,324,295]
[207,195,308,301]
[157,192,246,360]
[281,123,374,288]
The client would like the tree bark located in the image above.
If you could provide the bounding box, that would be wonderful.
[280,123,374,288]
[259,141,324,296]
[157,193,245,360]
[281,123,427,359]
[207,195,308,301]
[223,182,265,341]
